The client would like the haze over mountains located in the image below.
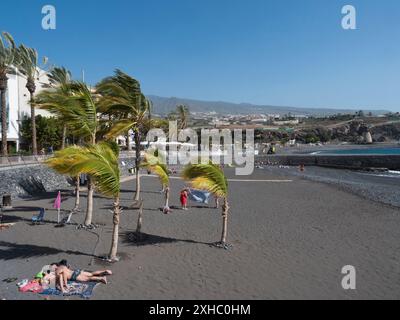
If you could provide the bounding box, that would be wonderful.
[148,95,390,117]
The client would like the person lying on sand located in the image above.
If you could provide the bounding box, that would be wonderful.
[55,265,112,293]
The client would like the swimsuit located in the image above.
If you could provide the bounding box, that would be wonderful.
[70,269,81,281]
[180,192,188,206]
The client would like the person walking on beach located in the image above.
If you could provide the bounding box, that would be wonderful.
[180,188,189,210]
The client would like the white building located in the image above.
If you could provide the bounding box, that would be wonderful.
[1,68,50,152]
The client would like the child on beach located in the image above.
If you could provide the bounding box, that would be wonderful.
[180,188,189,210]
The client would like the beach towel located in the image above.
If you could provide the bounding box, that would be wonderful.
[40,281,98,299]
[188,190,211,204]
[18,280,43,293]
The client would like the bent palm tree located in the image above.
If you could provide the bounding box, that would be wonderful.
[46,143,121,261]
[36,81,99,225]
[142,152,170,205]
[134,152,170,234]
[37,67,81,210]
[0,32,17,157]
[182,163,230,247]
[46,66,73,149]
[97,69,150,202]
[18,45,45,155]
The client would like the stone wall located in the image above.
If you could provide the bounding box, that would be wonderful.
[257,155,400,170]
[0,158,139,200]
[0,164,72,200]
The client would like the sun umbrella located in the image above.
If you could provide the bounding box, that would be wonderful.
[53,191,62,223]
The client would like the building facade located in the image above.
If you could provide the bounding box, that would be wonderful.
[0,68,50,153]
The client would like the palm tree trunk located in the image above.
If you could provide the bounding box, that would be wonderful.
[126,134,130,151]
[165,186,170,207]
[0,84,8,158]
[136,200,143,234]
[83,134,96,226]
[220,198,229,244]
[135,169,141,201]
[84,176,94,226]
[29,91,38,156]
[109,196,121,261]
[61,124,67,149]
[73,175,80,211]
[134,132,141,201]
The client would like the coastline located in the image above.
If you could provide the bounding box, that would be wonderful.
[1,168,400,299]
[258,165,400,209]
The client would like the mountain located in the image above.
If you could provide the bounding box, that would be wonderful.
[147,95,390,117]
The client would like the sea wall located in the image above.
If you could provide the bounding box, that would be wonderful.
[0,164,72,200]
[0,158,137,200]
[257,155,400,170]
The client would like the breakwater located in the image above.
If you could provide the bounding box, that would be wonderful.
[257,155,400,170]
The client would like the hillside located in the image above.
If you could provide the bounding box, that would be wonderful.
[148,95,390,117]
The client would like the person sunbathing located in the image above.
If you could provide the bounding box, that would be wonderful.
[55,265,112,293]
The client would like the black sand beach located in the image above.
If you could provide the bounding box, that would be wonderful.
[1,168,400,300]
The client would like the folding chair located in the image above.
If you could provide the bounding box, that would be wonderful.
[32,208,46,225]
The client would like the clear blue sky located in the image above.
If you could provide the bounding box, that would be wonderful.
[1,0,399,111]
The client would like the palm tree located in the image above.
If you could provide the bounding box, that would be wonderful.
[177,105,189,130]
[46,142,122,261]
[97,69,150,202]
[0,32,17,157]
[142,152,169,206]
[182,163,230,247]
[46,66,72,149]
[17,44,46,156]
[36,81,99,225]
[36,68,84,211]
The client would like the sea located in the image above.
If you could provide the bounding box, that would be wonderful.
[313,147,400,155]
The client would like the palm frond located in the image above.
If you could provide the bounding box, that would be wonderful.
[95,70,149,135]
[17,44,39,81]
[141,152,169,187]
[105,119,136,139]
[0,32,17,73]
[46,143,120,197]
[182,163,228,197]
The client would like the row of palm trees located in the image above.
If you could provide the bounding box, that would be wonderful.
[2,31,231,261]
[38,68,231,260]
[0,32,46,156]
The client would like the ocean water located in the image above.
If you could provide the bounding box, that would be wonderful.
[314,147,400,155]
[366,170,400,178]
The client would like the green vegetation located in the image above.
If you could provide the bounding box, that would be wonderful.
[20,115,63,152]
[0,32,17,157]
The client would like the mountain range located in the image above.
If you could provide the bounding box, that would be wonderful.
[148,95,390,117]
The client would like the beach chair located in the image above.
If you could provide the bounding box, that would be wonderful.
[32,208,46,225]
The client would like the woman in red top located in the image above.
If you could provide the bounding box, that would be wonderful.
[180,189,189,210]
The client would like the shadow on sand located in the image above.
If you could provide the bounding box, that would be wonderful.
[122,232,212,247]
[0,241,96,261]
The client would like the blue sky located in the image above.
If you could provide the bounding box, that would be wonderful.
[1,0,399,111]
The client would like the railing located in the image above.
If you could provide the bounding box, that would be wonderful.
[0,155,51,168]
